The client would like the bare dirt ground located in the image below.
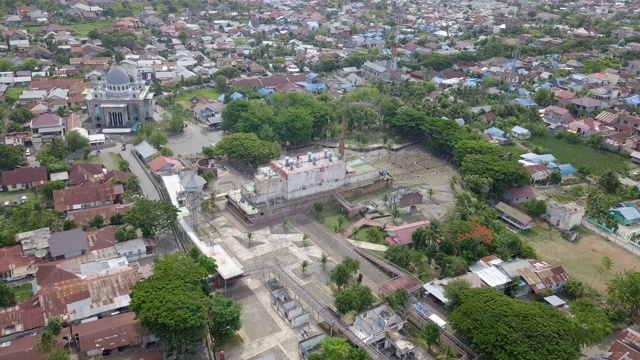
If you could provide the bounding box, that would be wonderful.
[524,224,639,293]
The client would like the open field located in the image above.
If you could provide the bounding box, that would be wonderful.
[173,88,221,108]
[0,189,36,205]
[12,283,32,303]
[315,207,361,233]
[521,223,639,292]
[67,21,115,36]
[526,135,629,175]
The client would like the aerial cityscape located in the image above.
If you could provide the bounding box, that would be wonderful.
[0,0,640,359]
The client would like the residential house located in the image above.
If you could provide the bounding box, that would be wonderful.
[114,238,153,262]
[524,164,552,184]
[387,187,423,212]
[594,328,640,360]
[1,166,48,191]
[147,156,185,173]
[385,221,429,246]
[67,204,131,226]
[0,245,38,282]
[531,260,569,292]
[49,228,88,260]
[68,163,105,186]
[71,312,150,357]
[134,140,158,162]
[511,126,531,140]
[495,202,533,231]
[502,186,535,206]
[0,335,47,360]
[31,113,64,147]
[543,106,574,126]
[545,200,585,230]
[483,127,511,145]
[610,206,640,226]
[361,61,396,82]
[53,182,122,212]
[569,97,605,115]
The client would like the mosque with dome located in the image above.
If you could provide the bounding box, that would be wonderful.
[85,65,155,130]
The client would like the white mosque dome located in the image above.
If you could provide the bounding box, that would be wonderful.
[106,66,130,85]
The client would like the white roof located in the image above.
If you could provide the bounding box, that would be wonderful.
[161,174,183,208]
[472,266,511,288]
[50,171,69,181]
[428,314,447,328]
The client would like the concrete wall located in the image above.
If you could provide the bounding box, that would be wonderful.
[545,200,585,230]
[281,161,346,200]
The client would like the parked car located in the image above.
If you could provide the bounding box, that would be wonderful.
[3,201,9,206]
[21,196,27,203]
[25,149,31,156]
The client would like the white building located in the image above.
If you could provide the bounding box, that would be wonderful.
[85,65,155,130]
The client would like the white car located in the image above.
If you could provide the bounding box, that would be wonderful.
[3,201,9,206]
[21,196,28,203]
[25,149,31,156]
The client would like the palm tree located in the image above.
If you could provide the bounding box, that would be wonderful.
[320,253,328,271]
[247,231,253,245]
[390,205,401,225]
[37,331,56,354]
[302,233,310,245]
[283,217,290,229]
[436,346,457,360]
[449,176,459,191]
[427,188,435,198]
[125,175,141,193]
[382,192,389,204]
[335,215,347,232]
[301,260,309,274]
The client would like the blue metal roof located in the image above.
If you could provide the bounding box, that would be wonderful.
[484,127,508,138]
[612,207,640,221]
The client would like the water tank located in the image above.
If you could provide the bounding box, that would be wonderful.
[323,148,328,158]
[284,156,290,166]
[307,151,313,162]
[328,151,333,161]
[312,155,317,165]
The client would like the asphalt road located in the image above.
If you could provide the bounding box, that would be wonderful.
[292,214,390,287]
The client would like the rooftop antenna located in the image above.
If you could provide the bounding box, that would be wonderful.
[338,114,346,161]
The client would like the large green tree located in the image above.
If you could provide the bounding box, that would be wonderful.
[569,298,613,347]
[65,130,89,152]
[606,269,640,319]
[0,144,23,171]
[124,198,178,238]
[334,283,375,314]
[459,154,530,197]
[273,107,315,144]
[130,253,210,358]
[214,133,280,166]
[0,282,16,307]
[209,294,242,350]
[449,288,581,360]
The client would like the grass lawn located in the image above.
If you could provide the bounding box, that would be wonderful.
[0,189,36,204]
[173,88,221,108]
[315,207,360,233]
[12,283,33,303]
[525,135,629,175]
[66,21,115,37]
[4,87,24,101]
[520,222,640,293]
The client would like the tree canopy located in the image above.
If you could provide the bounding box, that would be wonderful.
[606,269,640,319]
[124,198,178,238]
[334,283,375,314]
[449,288,581,360]
[214,133,280,166]
[209,293,242,349]
[0,144,22,171]
[65,130,90,152]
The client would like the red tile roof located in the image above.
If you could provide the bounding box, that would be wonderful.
[67,204,131,226]
[385,220,429,246]
[31,113,60,127]
[68,163,104,186]
[1,166,47,187]
[147,156,184,172]
[0,334,46,360]
[104,169,129,182]
[72,312,148,352]
[0,246,32,274]
[53,183,118,212]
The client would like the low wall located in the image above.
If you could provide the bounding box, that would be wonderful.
[228,178,393,225]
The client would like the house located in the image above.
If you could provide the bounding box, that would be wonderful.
[104,169,128,183]
[114,238,153,261]
[610,206,640,226]
[543,106,574,125]
[495,202,533,231]
[31,113,64,146]
[547,163,577,178]
[134,140,158,162]
[72,312,150,357]
[68,163,105,186]
[1,166,48,191]
[469,257,513,290]
[147,156,185,173]
[48,228,88,259]
[503,186,535,205]
[0,245,38,282]
[569,97,605,115]
[510,98,537,108]
[524,164,552,184]
[53,182,122,212]
[566,118,608,137]
[361,61,397,82]
[422,273,483,305]
[511,126,531,140]
[545,200,585,230]
[387,187,423,212]
[0,335,47,360]
[67,204,131,226]
[531,260,569,292]
[594,328,640,360]
[385,221,429,246]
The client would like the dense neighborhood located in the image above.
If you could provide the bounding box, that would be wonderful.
[1,0,640,359]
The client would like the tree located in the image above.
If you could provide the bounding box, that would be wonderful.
[115,227,129,242]
[214,133,280,166]
[449,288,581,360]
[598,170,620,194]
[130,253,210,357]
[217,66,240,79]
[607,269,640,319]
[8,106,33,124]
[47,317,62,335]
[37,331,57,354]
[336,215,347,232]
[273,107,315,145]
[523,198,547,218]
[125,176,141,193]
[49,350,71,360]
[124,198,178,237]
[110,212,124,225]
[301,260,309,274]
[390,204,401,224]
[460,154,530,197]
[0,144,22,171]
[387,288,410,315]
[209,294,242,350]
[444,278,471,311]
[65,130,89,152]
[20,58,41,71]
[334,283,375,314]
[549,171,562,185]
[421,323,441,350]
[320,253,329,271]
[283,217,290,229]
[87,215,105,229]
[215,74,228,93]
[533,88,557,107]
[39,180,66,200]
[62,219,77,231]
[247,231,252,245]
[591,255,613,286]
[302,233,310,245]
[319,337,353,360]
[148,130,168,148]
[449,176,458,191]
[330,258,359,289]
[314,202,324,214]
[570,298,613,347]
[0,282,16,307]
[428,188,435,198]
